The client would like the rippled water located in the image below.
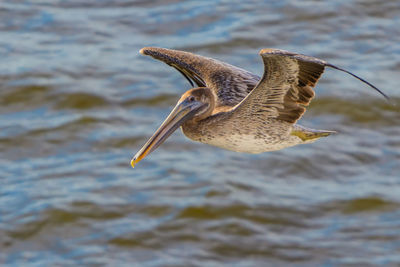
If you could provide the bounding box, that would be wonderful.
[1,0,400,266]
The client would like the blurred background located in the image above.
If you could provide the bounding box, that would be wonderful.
[0,0,399,266]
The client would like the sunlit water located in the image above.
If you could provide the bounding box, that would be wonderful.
[1,0,400,266]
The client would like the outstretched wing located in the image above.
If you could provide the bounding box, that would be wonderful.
[231,48,389,124]
[140,47,260,106]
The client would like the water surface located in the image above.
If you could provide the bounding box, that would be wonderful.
[1,0,400,266]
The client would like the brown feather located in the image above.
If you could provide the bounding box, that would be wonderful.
[233,49,326,124]
[140,47,260,107]
[140,47,387,125]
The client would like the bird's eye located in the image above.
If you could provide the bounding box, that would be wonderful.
[188,96,195,102]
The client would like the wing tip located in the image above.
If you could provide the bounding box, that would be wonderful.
[139,47,146,55]
[140,46,168,56]
[259,49,391,102]
[259,48,291,56]
[139,47,155,55]
[259,48,328,66]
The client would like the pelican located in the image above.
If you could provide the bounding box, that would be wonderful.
[131,47,389,168]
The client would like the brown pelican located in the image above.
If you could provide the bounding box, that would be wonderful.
[131,47,389,168]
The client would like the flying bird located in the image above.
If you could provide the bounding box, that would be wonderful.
[131,47,389,168]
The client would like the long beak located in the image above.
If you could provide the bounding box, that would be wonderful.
[131,99,204,168]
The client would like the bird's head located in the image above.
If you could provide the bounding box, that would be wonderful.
[131,87,215,168]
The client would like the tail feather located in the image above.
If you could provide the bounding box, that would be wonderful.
[291,125,336,142]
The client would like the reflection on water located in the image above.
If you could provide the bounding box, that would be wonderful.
[1,0,400,266]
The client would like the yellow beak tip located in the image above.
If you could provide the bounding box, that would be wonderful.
[130,159,136,168]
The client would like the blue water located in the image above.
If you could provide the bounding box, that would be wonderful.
[1,0,399,266]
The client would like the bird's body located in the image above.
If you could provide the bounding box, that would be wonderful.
[131,47,388,167]
[181,112,324,153]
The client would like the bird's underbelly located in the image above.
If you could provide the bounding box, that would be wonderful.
[193,133,304,154]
